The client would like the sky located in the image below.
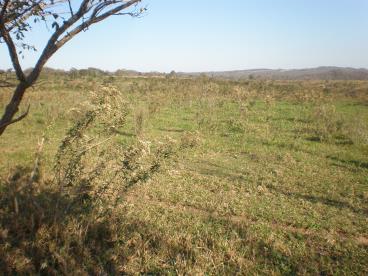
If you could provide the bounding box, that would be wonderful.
[0,0,368,72]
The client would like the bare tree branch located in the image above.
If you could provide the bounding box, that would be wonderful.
[0,18,26,82]
[0,104,30,129]
[67,0,74,16]
[0,0,10,18]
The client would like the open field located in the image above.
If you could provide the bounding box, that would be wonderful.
[1,73,368,274]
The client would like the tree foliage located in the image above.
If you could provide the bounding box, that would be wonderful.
[0,0,145,136]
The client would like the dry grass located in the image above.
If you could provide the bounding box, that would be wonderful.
[0,73,367,274]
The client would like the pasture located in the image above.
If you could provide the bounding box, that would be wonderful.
[0,73,367,274]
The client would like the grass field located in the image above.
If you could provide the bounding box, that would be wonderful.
[0,73,367,274]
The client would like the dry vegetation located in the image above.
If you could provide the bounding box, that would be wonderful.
[0,72,367,274]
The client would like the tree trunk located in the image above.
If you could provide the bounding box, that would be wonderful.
[0,81,28,135]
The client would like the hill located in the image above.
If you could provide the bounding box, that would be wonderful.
[180,67,368,80]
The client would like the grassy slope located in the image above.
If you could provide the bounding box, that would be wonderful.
[0,75,367,274]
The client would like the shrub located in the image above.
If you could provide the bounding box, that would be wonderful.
[0,85,188,274]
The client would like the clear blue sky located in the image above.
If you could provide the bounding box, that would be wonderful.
[1,0,367,72]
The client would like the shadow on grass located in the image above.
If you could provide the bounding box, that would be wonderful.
[1,165,366,274]
[271,116,311,124]
[213,216,367,275]
[0,166,202,275]
[158,127,185,133]
[0,166,153,274]
[186,160,249,182]
[305,135,353,146]
[305,136,322,142]
[210,217,302,274]
[327,155,368,170]
[265,184,367,216]
[333,135,354,145]
[261,140,310,154]
[112,129,136,137]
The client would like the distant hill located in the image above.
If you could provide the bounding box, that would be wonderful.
[179,67,368,80]
[6,66,367,80]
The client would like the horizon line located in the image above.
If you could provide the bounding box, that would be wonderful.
[1,65,368,74]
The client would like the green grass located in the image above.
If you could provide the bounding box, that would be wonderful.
[0,75,367,274]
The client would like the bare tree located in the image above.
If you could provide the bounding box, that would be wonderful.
[0,0,145,136]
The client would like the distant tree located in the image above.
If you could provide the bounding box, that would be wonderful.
[168,70,176,78]
[69,67,79,79]
[0,0,146,136]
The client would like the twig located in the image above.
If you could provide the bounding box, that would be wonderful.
[79,136,113,154]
